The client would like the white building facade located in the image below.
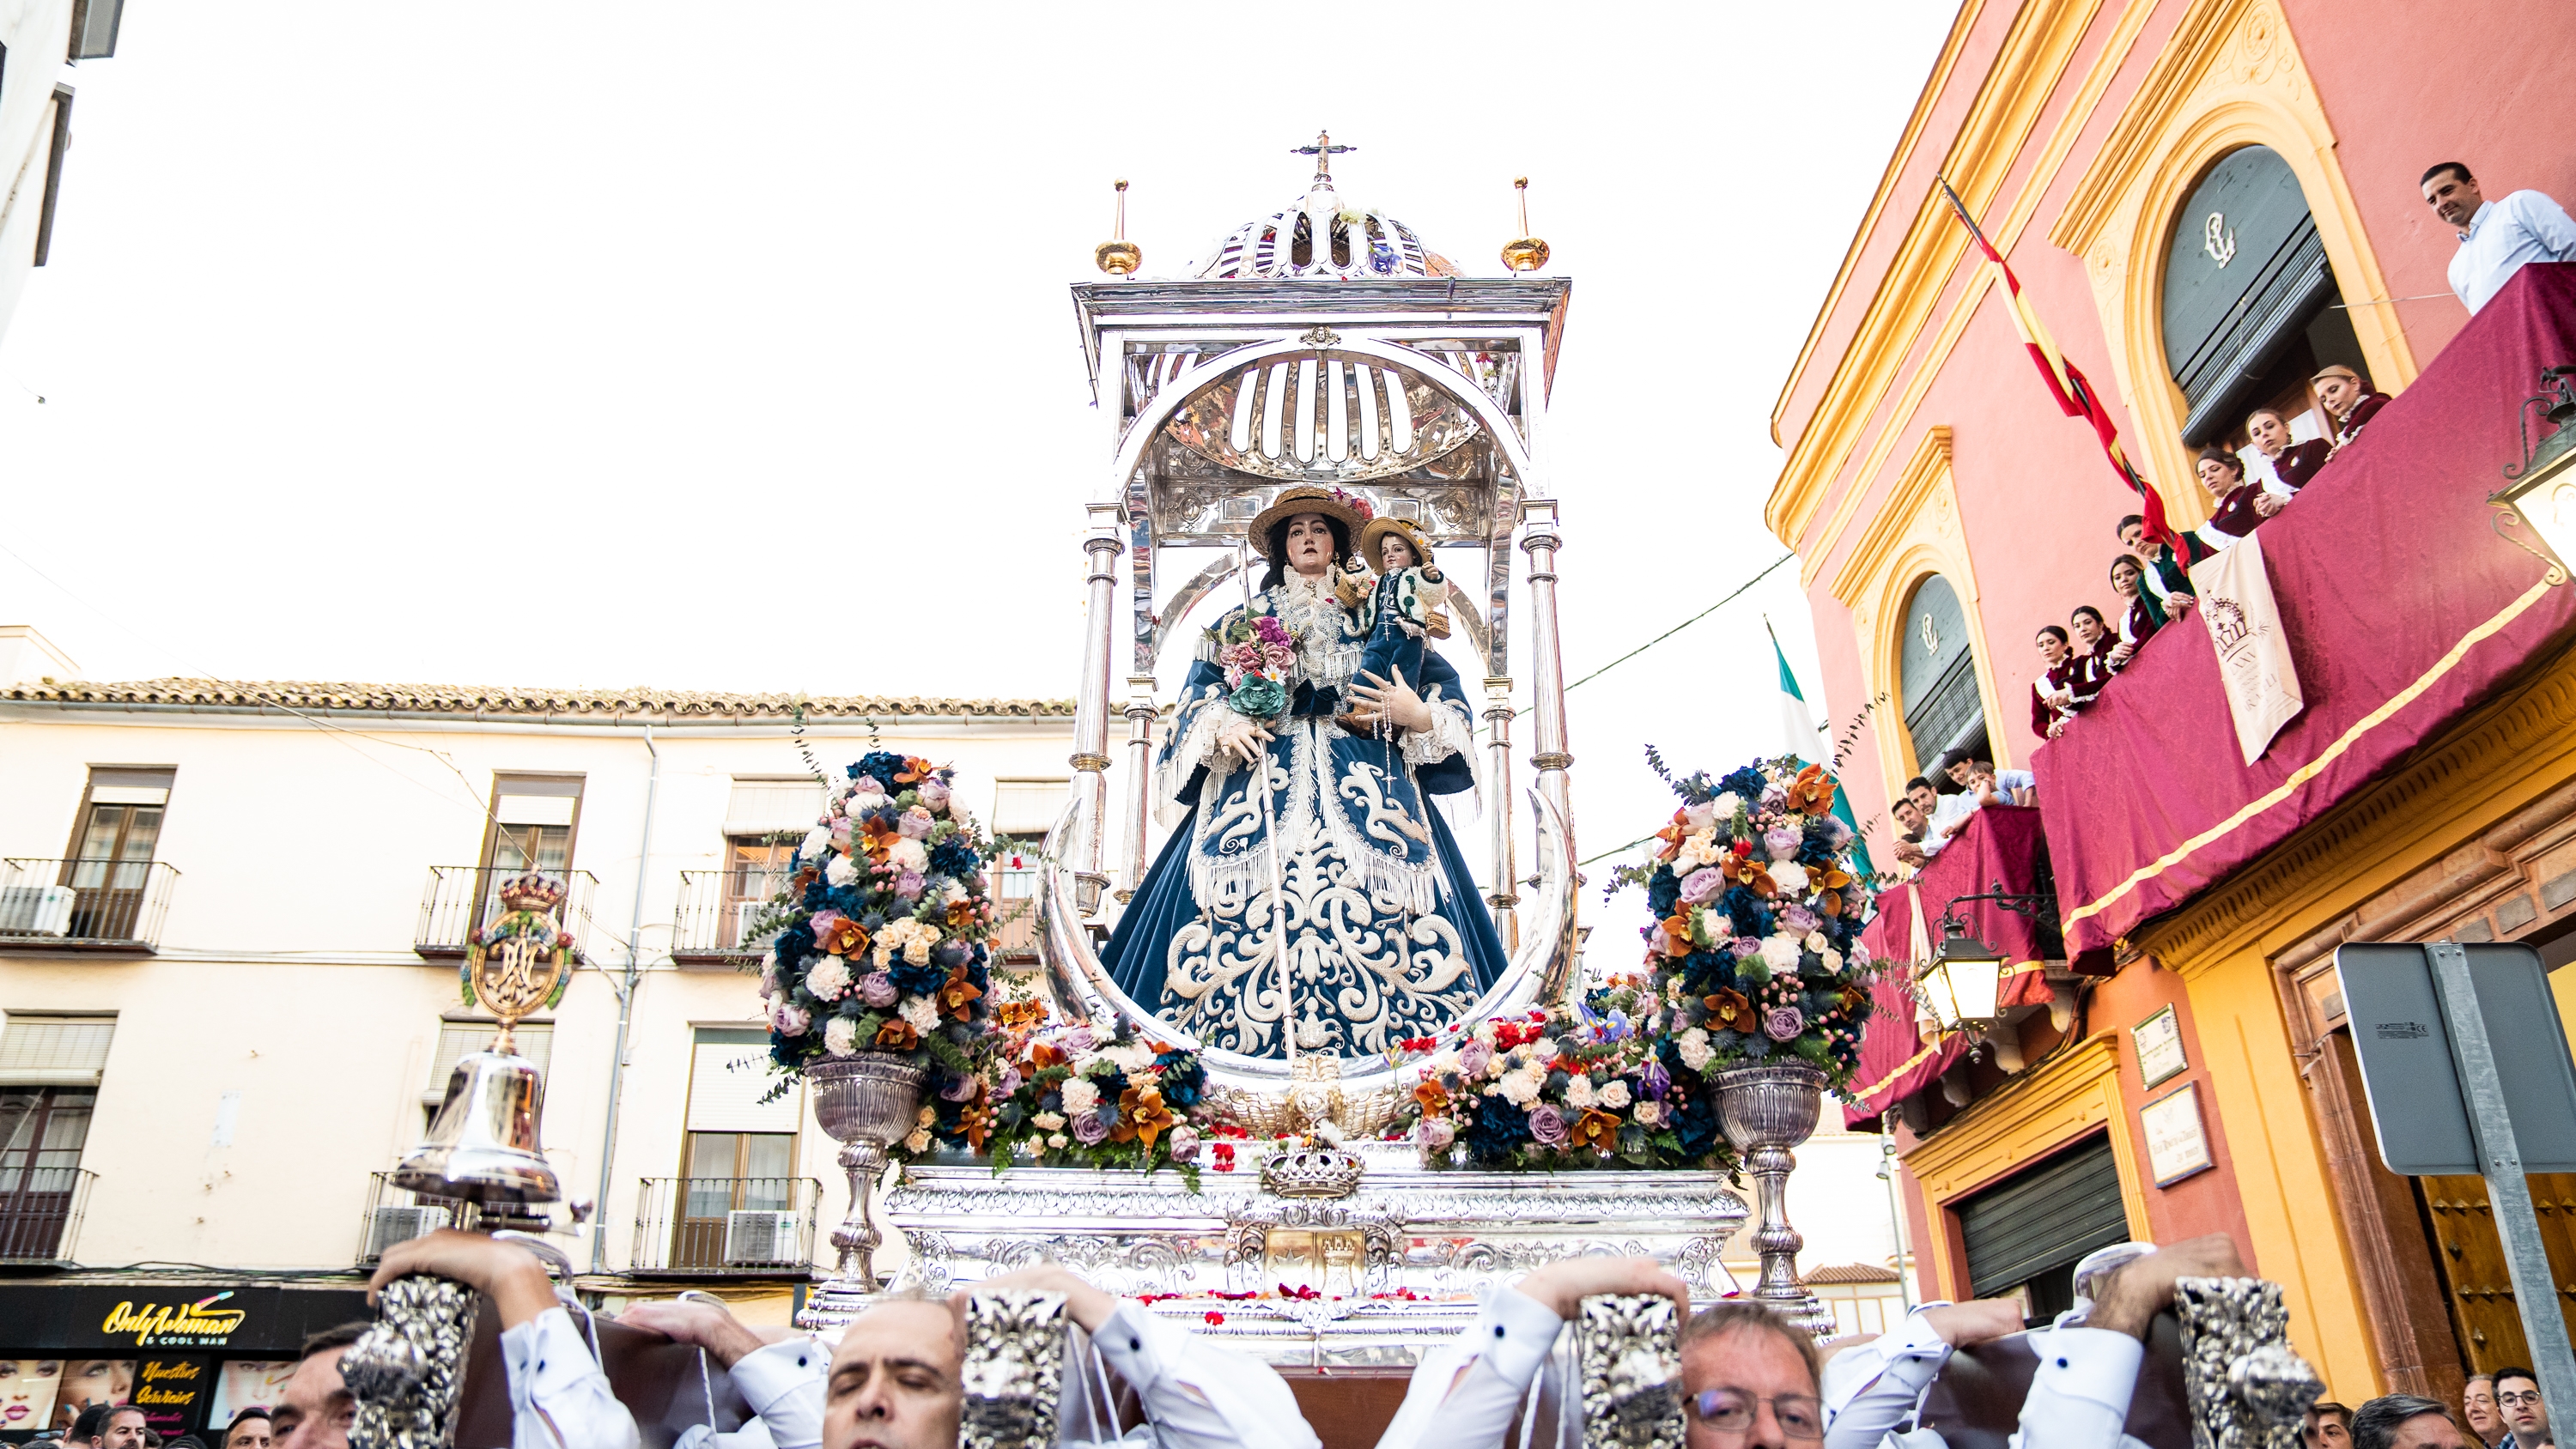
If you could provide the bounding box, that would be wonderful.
[0,633,1071,1416]
[0,0,118,348]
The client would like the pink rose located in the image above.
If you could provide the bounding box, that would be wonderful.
[1167,1125,1202,1162]
[1764,827,1801,862]
[1763,1006,1805,1041]
[769,1002,811,1036]
[1677,867,1725,906]
[898,807,935,840]
[1457,1040,1492,1076]
[895,870,926,900]
[1527,1104,1568,1147]
[1072,1111,1111,1145]
[919,781,951,810]
[1417,1118,1455,1150]
[860,973,898,1007]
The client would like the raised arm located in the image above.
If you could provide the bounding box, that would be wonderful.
[370,1229,641,1449]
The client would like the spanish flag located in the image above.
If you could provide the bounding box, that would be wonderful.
[1938,178,2184,557]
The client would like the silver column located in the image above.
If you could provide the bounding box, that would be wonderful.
[1483,675,1519,954]
[1519,499,1577,848]
[1117,674,1157,903]
[1069,504,1124,917]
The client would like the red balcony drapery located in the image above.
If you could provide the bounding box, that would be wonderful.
[2033,264,2576,958]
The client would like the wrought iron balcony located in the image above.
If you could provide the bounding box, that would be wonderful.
[356,1171,481,1264]
[672,870,786,967]
[629,1176,820,1276]
[0,1166,94,1264]
[415,866,598,960]
[0,858,178,950]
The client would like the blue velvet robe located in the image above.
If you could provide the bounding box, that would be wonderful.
[1100,579,1506,1059]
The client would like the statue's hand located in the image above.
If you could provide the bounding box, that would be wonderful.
[1348,671,1434,733]
[1214,713,1273,769]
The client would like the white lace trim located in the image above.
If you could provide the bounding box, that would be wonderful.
[1401,682,1481,820]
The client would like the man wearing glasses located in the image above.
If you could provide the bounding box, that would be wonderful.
[2491,1370,2554,1449]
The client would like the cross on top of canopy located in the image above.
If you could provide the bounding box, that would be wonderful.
[1191,130,1462,281]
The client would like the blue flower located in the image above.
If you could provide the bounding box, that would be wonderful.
[929,838,980,878]
[1154,1050,1206,1107]
[887,959,944,996]
[1461,1096,1532,1163]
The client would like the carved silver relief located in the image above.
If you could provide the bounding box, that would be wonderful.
[342,1276,477,1449]
[1576,1294,1686,1449]
[2175,1276,2326,1449]
[959,1290,1069,1449]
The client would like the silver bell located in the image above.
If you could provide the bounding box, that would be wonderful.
[393,1044,560,1204]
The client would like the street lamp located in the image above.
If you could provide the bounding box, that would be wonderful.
[1922,923,2005,1034]
[2494,365,2576,575]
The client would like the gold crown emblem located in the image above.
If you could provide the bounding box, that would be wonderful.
[1260,1144,1366,1199]
[497,871,568,913]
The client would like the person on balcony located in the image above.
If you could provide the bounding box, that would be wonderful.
[2108,555,2162,664]
[2032,627,2082,741]
[2068,606,2120,697]
[2422,162,2576,315]
[1940,752,2035,809]
[1891,794,1935,871]
[1905,775,1971,855]
[2313,367,2391,453]
[2190,447,2277,556]
[2117,516,2195,617]
[2246,408,2332,496]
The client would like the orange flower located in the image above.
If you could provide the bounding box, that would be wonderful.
[873,1017,920,1051]
[1414,1079,1451,1113]
[1571,1109,1621,1150]
[939,965,984,1021]
[1662,912,1696,948]
[1722,855,1777,895]
[958,1098,993,1154]
[1788,764,1838,817]
[793,866,819,890]
[998,999,1048,1030]
[1704,989,1753,1032]
[1114,1086,1176,1148]
[1838,984,1871,1016]
[945,895,982,930]
[1653,809,1691,862]
[1028,1041,1067,1069]
[1817,891,1844,917]
[817,916,869,958]
[895,755,941,785]
[860,815,899,861]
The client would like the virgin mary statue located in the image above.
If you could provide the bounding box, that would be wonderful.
[1102,485,1509,1060]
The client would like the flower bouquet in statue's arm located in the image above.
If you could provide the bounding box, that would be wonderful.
[756,750,1005,1154]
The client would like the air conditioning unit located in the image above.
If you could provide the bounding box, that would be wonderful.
[0,885,74,936]
[367,1204,452,1261]
[722,1210,799,1266]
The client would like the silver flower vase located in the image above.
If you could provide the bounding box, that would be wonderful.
[1713,1063,1834,1337]
[799,1052,928,1330]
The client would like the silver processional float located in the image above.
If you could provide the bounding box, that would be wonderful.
[343,138,2326,1449]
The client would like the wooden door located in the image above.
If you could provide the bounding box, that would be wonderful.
[2420,1171,2576,1371]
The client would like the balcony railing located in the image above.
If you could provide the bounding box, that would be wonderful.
[0,858,179,950]
[415,866,598,960]
[672,870,786,967]
[990,866,1039,964]
[629,1176,820,1275]
[0,1167,95,1263]
[356,1171,482,1264]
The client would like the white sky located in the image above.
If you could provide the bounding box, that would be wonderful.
[0,3,1954,877]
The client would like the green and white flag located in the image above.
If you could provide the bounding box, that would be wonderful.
[1771,626,1876,879]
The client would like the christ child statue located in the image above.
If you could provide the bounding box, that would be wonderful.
[1338,515,1450,737]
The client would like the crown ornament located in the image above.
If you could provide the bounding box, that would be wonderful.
[1259,1143,1367,1199]
[496,870,568,914]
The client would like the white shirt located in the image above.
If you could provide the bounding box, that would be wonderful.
[1378,1287,1565,1449]
[2448,191,2576,313]
[1818,1308,2154,1449]
[1821,1304,1953,1449]
[507,1302,1316,1449]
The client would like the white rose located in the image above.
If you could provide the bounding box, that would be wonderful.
[1682,801,1717,831]
[1760,934,1803,974]
[1473,1021,1499,1047]
[1032,1111,1066,1131]
[823,1017,858,1057]
[1600,1080,1631,1109]
[1680,834,1724,867]
[904,1128,932,1153]
[1632,1100,1663,1126]
[853,787,888,814]
[1710,792,1741,820]
[901,995,941,1034]
[1822,947,1843,973]
[1678,1028,1714,1072]
[1771,861,1809,895]
[801,826,832,859]
[1497,1067,1542,1106]
[805,955,853,1002]
[1048,1133,1069,1149]
[1061,1077,1100,1115]
[1564,1075,1596,1109]
[889,838,929,873]
[825,853,858,887]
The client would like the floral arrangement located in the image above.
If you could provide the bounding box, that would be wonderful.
[1400,994,1735,1173]
[1608,753,1880,1089]
[978,997,1210,1179]
[1212,612,1299,720]
[759,752,1003,1125]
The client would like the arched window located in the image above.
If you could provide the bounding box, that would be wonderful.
[2160,144,2366,446]
[1899,575,1986,773]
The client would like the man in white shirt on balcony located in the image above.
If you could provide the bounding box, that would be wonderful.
[2424,162,2576,315]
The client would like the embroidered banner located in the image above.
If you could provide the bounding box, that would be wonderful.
[2189,530,2304,765]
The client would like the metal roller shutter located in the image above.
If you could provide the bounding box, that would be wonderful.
[1959,1134,2131,1299]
